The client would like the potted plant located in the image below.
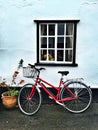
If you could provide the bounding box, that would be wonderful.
[0,78,19,109]
[0,59,24,109]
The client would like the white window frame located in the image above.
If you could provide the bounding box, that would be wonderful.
[34,20,80,67]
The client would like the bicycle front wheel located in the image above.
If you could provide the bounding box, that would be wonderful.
[60,81,92,113]
[18,84,42,116]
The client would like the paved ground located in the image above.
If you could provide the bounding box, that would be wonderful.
[0,89,98,130]
[0,102,98,130]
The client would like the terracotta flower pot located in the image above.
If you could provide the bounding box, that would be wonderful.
[1,91,17,109]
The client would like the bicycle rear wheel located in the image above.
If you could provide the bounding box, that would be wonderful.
[60,81,92,113]
[18,84,42,116]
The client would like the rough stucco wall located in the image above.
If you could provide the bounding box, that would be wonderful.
[77,1,98,87]
[0,0,98,87]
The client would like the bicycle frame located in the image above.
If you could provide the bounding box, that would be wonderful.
[29,76,77,104]
[18,63,92,115]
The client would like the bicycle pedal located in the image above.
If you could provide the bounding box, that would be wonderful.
[56,101,65,107]
[49,96,53,99]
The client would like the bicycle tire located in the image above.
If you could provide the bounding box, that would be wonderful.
[18,84,42,116]
[60,81,92,113]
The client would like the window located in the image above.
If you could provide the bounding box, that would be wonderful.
[34,20,80,66]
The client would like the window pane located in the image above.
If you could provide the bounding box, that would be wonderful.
[66,23,73,35]
[49,24,55,35]
[37,21,78,64]
[41,24,47,36]
[48,50,55,61]
[57,37,64,48]
[41,50,47,60]
[65,37,73,48]
[65,50,72,61]
[41,37,47,48]
[48,37,55,48]
[57,50,64,61]
[57,23,64,35]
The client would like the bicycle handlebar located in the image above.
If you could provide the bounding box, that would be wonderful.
[28,63,46,72]
[39,67,46,71]
[28,64,35,68]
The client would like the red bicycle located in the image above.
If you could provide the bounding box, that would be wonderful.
[18,64,92,115]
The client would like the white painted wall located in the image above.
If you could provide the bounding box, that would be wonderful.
[0,0,98,87]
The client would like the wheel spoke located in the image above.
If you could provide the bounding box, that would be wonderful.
[18,84,41,115]
[60,81,92,113]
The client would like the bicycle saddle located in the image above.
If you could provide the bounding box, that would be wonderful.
[58,71,69,76]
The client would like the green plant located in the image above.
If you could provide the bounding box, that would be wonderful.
[5,89,19,96]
